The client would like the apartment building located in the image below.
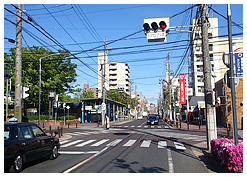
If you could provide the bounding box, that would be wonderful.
[189,18,219,96]
[109,62,130,95]
[189,18,243,97]
[98,53,130,97]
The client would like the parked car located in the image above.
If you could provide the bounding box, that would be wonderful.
[4,122,60,172]
[147,115,158,125]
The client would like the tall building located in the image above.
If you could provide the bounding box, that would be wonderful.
[98,53,130,97]
[189,18,219,97]
[189,18,243,97]
[109,62,130,94]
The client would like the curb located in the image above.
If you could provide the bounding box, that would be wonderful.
[191,142,229,173]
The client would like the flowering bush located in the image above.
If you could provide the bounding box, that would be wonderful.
[211,138,243,173]
[164,118,170,122]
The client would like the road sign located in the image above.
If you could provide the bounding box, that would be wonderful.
[102,103,106,111]
[66,105,70,110]
[235,52,243,77]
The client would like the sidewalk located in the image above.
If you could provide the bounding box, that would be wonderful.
[170,121,243,139]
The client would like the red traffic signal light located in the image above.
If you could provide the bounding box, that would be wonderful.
[151,22,158,31]
[159,21,167,29]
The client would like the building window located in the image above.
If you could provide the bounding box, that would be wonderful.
[208,33,213,39]
[211,64,214,72]
[198,86,204,93]
[209,44,213,51]
[196,44,201,51]
[197,65,203,72]
[196,54,203,62]
[209,54,213,61]
[197,75,204,82]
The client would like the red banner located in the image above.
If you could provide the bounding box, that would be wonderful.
[179,73,186,104]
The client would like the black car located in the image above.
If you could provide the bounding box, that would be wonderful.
[146,115,159,125]
[4,122,60,172]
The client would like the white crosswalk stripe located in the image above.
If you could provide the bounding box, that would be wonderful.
[158,141,167,148]
[75,140,96,147]
[60,140,71,145]
[61,140,84,147]
[91,139,110,146]
[140,140,151,147]
[174,141,186,149]
[106,139,123,146]
[123,140,137,147]
[60,139,186,150]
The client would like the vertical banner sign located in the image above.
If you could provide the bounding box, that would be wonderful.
[179,73,186,104]
[235,52,243,77]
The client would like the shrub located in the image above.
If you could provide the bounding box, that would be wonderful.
[211,138,243,173]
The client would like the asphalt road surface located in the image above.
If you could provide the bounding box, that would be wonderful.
[20,118,209,173]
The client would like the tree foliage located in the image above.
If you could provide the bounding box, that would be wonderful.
[4,46,78,110]
[106,89,129,106]
[83,90,95,98]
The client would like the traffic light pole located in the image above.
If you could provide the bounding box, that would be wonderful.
[227,4,238,144]
[201,4,216,150]
[14,4,23,122]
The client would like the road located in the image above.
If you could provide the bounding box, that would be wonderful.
[21,118,210,173]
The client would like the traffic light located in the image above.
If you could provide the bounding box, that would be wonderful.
[143,17,169,42]
[151,22,159,32]
[159,21,167,30]
[143,23,150,32]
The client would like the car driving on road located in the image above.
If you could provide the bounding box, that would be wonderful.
[146,114,159,125]
[4,121,60,172]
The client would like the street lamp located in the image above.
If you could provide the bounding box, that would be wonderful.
[38,53,62,126]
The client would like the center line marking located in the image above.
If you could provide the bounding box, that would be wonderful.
[63,147,109,173]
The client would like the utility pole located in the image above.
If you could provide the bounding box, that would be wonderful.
[201,4,216,150]
[135,85,137,119]
[129,80,132,119]
[14,4,22,122]
[167,50,172,122]
[227,4,238,144]
[102,39,107,126]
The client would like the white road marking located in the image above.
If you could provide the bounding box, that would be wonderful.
[144,126,148,128]
[60,140,71,145]
[174,141,186,150]
[123,140,137,147]
[131,126,135,127]
[151,126,154,128]
[158,141,167,148]
[61,140,84,147]
[106,139,123,146]
[75,140,96,147]
[140,140,151,148]
[158,126,161,128]
[63,147,109,173]
[59,151,99,154]
[137,126,141,128]
[167,148,174,173]
[90,139,110,146]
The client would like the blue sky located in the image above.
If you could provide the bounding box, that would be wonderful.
[4,3,243,104]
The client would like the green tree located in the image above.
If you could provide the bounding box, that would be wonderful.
[4,46,78,111]
[83,90,95,98]
[106,89,128,106]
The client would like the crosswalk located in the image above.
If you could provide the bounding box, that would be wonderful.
[60,138,187,150]
[111,125,169,129]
